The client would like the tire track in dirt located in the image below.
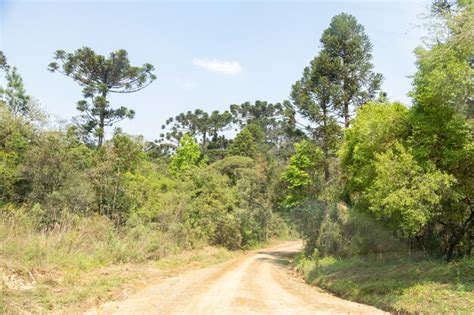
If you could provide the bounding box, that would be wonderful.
[87,241,386,315]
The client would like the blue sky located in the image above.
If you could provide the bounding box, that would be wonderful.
[1,0,430,140]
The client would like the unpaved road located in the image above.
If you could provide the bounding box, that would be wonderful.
[88,241,385,314]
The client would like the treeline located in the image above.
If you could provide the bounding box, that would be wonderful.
[0,0,472,261]
[0,96,292,250]
[284,2,473,261]
[0,50,294,250]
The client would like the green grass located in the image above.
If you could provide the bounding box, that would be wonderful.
[296,254,474,314]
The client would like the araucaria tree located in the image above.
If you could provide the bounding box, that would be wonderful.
[291,51,342,181]
[320,13,383,128]
[160,109,233,151]
[48,47,156,147]
[291,13,382,181]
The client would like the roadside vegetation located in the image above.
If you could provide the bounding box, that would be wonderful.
[296,254,474,314]
[0,210,238,312]
[1,0,472,313]
[0,49,293,312]
[289,1,473,313]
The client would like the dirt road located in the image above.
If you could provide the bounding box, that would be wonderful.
[88,241,385,314]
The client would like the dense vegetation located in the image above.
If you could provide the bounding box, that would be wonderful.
[0,0,472,312]
[286,1,473,261]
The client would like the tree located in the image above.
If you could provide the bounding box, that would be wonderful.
[291,50,342,180]
[290,13,382,181]
[431,0,471,15]
[48,47,156,147]
[230,100,285,143]
[0,102,34,202]
[365,143,455,239]
[408,1,474,259]
[208,110,233,145]
[160,109,233,151]
[0,52,31,117]
[282,140,324,208]
[320,13,383,128]
[90,132,144,220]
[340,102,410,207]
[169,134,205,174]
[212,156,276,246]
[23,131,94,223]
[186,165,239,248]
[228,127,257,158]
[0,51,8,71]
[0,67,31,117]
[412,1,473,120]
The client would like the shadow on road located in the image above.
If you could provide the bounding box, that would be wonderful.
[256,250,299,266]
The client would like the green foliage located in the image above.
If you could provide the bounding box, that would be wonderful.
[186,165,238,246]
[366,143,455,238]
[228,127,257,158]
[282,140,324,208]
[407,2,473,259]
[230,100,287,143]
[291,47,342,181]
[169,133,205,174]
[340,100,471,258]
[48,47,156,146]
[0,50,7,70]
[0,104,35,202]
[291,201,403,257]
[211,156,255,185]
[124,162,185,222]
[0,66,31,117]
[319,13,383,127]
[413,1,473,119]
[90,133,144,221]
[22,132,94,225]
[160,109,233,151]
[340,102,410,206]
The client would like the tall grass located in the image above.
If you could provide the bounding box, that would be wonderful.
[0,206,185,313]
[0,207,179,272]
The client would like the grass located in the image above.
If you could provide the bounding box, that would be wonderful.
[296,253,474,314]
[0,209,239,314]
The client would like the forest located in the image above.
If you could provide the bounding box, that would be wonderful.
[0,0,473,313]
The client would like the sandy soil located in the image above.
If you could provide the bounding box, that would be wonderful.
[86,241,385,314]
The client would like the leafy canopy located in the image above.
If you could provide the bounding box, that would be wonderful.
[169,134,205,174]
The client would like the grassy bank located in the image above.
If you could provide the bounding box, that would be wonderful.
[296,254,474,314]
[0,209,240,314]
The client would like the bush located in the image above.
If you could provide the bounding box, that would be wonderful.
[292,201,405,258]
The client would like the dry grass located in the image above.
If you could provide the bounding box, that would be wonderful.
[0,208,236,314]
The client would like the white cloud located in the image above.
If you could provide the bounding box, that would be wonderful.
[192,58,242,75]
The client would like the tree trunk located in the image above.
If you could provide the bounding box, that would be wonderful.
[322,106,330,182]
[97,119,104,148]
[344,102,350,128]
[445,209,473,261]
[97,92,107,148]
[202,131,207,152]
[446,236,459,261]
